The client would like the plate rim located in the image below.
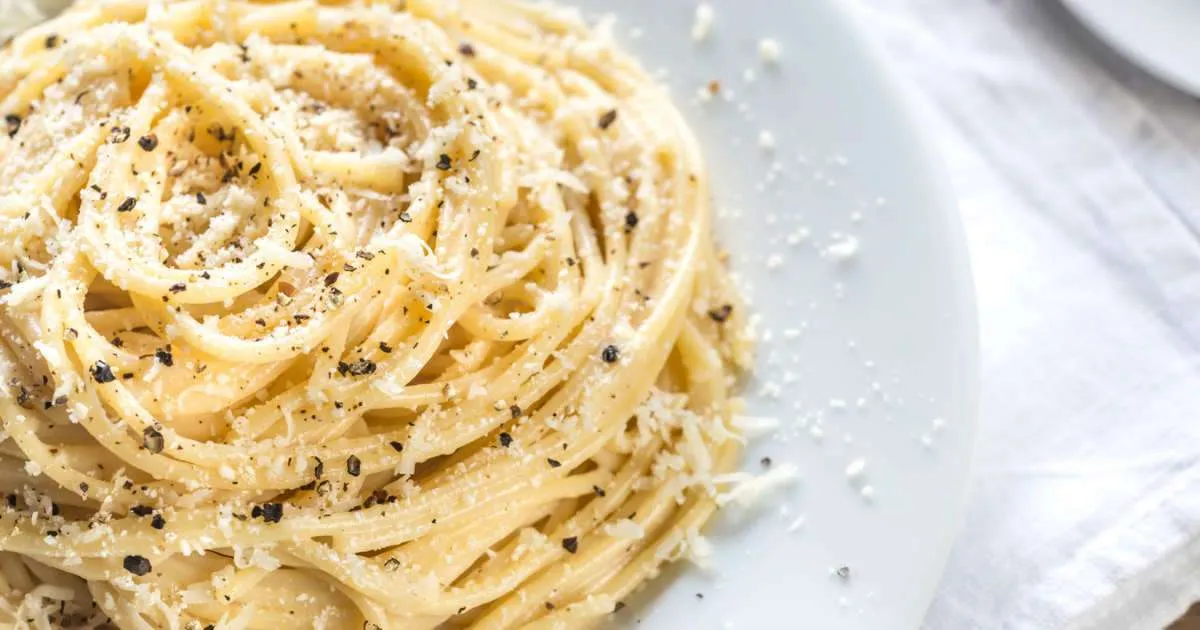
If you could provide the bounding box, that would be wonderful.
[836,0,982,620]
[1059,0,1200,98]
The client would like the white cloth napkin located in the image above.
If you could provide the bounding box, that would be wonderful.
[856,1,1200,628]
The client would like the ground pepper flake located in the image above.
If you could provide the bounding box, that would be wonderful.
[257,503,283,523]
[154,348,173,367]
[708,304,734,323]
[384,558,401,571]
[324,272,340,286]
[547,458,562,468]
[123,555,152,576]
[510,405,522,419]
[143,427,164,453]
[625,211,639,229]
[150,514,165,530]
[379,342,393,353]
[436,154,452,171]
[598,109,618,130]
[389,441,404,452]
[601,345,620,363]
[346,455,362,477]
[338,359,376,377]
[109,126,130,143]
[131,505,153,516]
[458,42,476,57]
[44,34,58,49]
[4,114,20,138]
[169,283,187,293]
[91,361,116,383]
[137,134,158,151]
[561,537,578,554]
[499,432,513,447]
[313,457,324,479]
[117,197,137,213]
[593,485,606,497]
[196,192,206,205]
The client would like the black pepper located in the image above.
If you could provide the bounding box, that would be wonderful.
[44,34,58,49]
[169,283,186,294]
[142,427,164,453]
[117,197,137,213]
[91,361,116,383]
[547,458,562,468]
[379,342,393,353]
[258,503,283,523]
[123,555,152,576]
[592,485,606,497]
[601,345,620,363]
[4,114,21,138]
[436,154,452,171]
[499,432,513,447]
[561,536,578,554]
[154,347,173,367]
[458,42,476,57]
[313,457,324,479]
[708,304,734,323]
[625,211,639,229]
[324,272,339,286]
[137,134,158,151]
[598,109,618,130]
[338,359,376,377]
[389,441,404,452]
[346,455,361,477]
[150,514,165,530]
[196,192,207,205]
[510,405,522,419]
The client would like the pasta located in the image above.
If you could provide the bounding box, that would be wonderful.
[0,1,752,627]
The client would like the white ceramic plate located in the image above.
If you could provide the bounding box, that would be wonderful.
[5,1,978,628]
[563,1,978,628]
[1060,0,1200,98]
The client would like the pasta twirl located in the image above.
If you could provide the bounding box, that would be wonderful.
[0,1,752,628]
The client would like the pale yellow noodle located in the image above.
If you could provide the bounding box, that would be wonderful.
[0,0,753,628]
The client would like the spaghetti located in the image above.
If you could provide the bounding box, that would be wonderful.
[0,1,752,627]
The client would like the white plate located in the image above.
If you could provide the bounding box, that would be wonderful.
[6,1,979,628]
[1060,0,1200,97]
[565,1,979,628]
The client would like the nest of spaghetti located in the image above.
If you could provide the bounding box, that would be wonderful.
[0,1,752,628]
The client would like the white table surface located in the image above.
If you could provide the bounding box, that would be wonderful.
[856,1,1200,629]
